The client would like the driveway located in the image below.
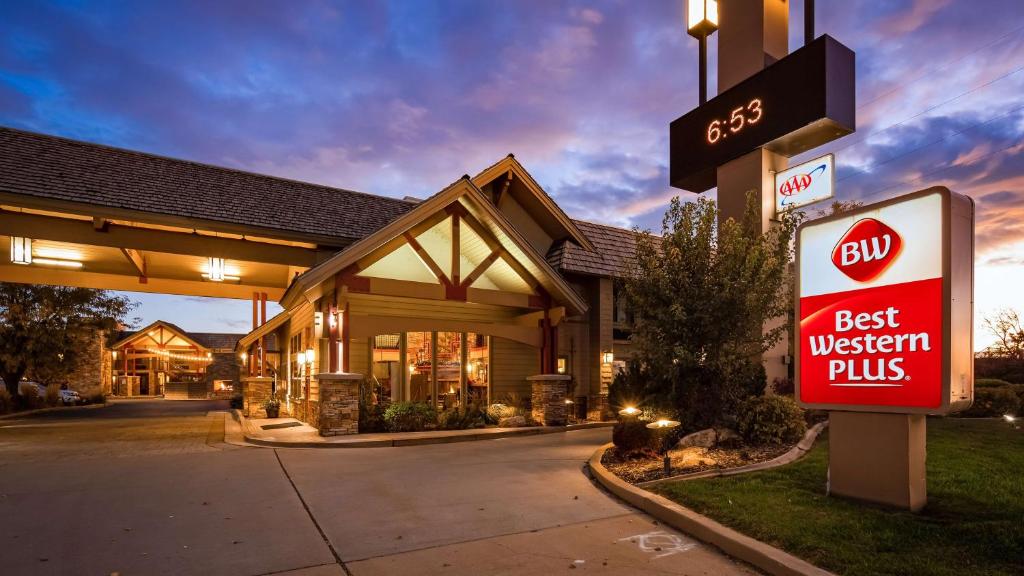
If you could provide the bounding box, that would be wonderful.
[0,400,756,575]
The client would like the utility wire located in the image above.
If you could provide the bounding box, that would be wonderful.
[837,103,1024,184]
[857,23,1024,111]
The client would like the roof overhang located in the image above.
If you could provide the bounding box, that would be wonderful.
[280,177,589,316]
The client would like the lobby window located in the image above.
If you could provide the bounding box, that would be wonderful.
[466,333,489,405]
[371,334,401,404]
[406,332,433,404]
[436,332,462,409]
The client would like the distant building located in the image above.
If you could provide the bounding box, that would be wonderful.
[107,321,253,399]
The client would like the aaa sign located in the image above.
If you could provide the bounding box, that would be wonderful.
[795,187,974,414]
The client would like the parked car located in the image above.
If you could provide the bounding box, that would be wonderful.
[59,389,82,406]
[17,381,46,397]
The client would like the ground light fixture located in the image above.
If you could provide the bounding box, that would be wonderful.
[601,351,615,364]
[10,236,32,264]
[686,0,719,105]
[647,418,682,476]
[618,406,641,417]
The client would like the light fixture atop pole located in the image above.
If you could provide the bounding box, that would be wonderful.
[686,0,719,105]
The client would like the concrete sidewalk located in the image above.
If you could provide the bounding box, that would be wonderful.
[237,411,613,448]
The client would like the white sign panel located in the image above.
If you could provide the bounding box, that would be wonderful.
[775,153,834,215]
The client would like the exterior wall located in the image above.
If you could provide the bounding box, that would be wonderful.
[206,352,241,396]
[348,337,369,375]
[490,336,539,402]
[496,194,553,255]
[588,277,614,398]
[62,330,106,395]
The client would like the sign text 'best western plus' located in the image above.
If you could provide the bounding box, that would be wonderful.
[795,187,975,414]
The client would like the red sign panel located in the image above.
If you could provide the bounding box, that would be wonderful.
[795,187,974,415]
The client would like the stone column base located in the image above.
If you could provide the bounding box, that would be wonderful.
[241,376,274,418]
[528,374,572,426]
[317,373,363,436]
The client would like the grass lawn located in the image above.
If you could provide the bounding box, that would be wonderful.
[650,418,1024,576]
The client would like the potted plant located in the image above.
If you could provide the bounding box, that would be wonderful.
[263,397,281,419]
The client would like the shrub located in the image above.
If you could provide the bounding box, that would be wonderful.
[438,404,486,430]
[485,403,515,424]
[229,394,244,409]
[975,378,1012,388]
[961,386,1021,418]
[0,387,11,414]
[86,392,107,405]
[771,377,795,396]
[383,401,436,432]
[44,384,61,407]
[737,395,807,445]
[19,385,43,410]
[612,418,660,458]
[359,402,387,433]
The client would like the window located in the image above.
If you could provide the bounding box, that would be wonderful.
[466,333,489,405]
[406,332,433,404]
[371,334,401,404]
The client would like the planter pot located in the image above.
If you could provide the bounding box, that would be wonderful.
[265,406,280,419]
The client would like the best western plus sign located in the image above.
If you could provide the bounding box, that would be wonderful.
[795,187,974,415]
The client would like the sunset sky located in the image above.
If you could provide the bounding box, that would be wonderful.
[1,0,1022,349]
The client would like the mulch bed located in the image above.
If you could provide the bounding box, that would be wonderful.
[601,443,793,484]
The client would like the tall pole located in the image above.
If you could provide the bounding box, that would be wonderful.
[805,0,815,46]
[698,35,708,105]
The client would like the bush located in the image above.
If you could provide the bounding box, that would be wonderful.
[86,392,106,405]
[612,418,660,458]
[485,403,515,424]
[771,377,795,396]
[19,386,43,410]
[975,378,1012,388]
[229,394,243,409]
[0,387,11,414]
[961,386,1021,418]
[737,395,807,445]
[383,402,436,432]
[44,384,61,407]
[359,402,387,433]
[438,404,486,430]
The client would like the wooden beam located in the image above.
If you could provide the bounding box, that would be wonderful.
[461,249,501,289]
[120,248,147,280]
[404,232,451,286]
[0,209,318,267]
[451,212,460,287]
[0,263,285,300]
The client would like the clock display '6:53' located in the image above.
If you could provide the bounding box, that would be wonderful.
[707,98,763,144]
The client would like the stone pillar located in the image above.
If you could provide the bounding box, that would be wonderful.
[317,373,363,436]
[528,374,572,426]
[241,376,273,418]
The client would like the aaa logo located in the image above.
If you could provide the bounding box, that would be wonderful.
[778,162,827,206]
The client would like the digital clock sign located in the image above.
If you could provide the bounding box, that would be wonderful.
[670,35,855,193]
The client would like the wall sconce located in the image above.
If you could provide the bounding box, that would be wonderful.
[10,237,32,265]
[305,348,315,365]
[601,351,614,364]
[208,257,226,282]
[111,350,118,360]
[240,352,248,363]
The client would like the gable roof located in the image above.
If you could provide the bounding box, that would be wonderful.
[109,320,208,350]
[547,220,640,277]
[281,176,589,315]
[471,155,596,252]
[0,127,415,245]
[189,332,246,350]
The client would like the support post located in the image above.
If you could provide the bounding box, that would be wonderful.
[805,0,815,46]
[528,374,572,426]
[715,0,790,384]
[828,412,927,511]
[698,35,708,105]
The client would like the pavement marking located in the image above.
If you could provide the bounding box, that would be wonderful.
[274,449,353,576]
[618,530,698,559]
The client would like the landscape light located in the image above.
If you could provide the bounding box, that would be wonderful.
[618,406,640,417]
[1004,414,1016,423]
[10,236,32,265]
[646,419,681,430]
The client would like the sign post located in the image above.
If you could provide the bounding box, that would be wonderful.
[795,187,975,510]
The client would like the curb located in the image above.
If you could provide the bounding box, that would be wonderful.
[0,401,111,420]
[237,410,614,449]
[637,421,828,488]
[588,441,835,576]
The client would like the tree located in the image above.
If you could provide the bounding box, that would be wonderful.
[815,199,863,218]
[984,308,1024,360]
[0,283,134,396]
[620,193,800,431]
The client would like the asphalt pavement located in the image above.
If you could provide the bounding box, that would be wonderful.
[0,399,757,576]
